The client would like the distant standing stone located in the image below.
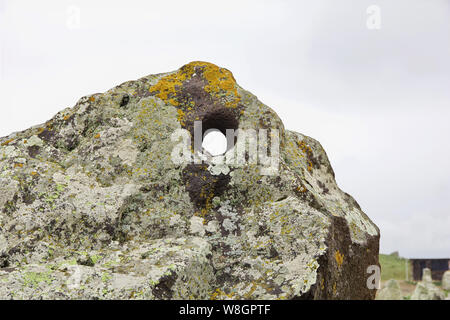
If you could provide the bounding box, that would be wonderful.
[376,279,402,300]
[442,270,450,291]
[422,268,433,283]
[389,251,399,257]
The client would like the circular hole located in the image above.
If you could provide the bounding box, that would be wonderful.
[202,130,228,156]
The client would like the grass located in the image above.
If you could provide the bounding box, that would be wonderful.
[379,254,410,281]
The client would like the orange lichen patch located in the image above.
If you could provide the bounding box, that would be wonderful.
[31,171,38,176]
[14,163,23,168]
[89,96,96,102]
[63,115,71,121]
[177,109,186,126]
[297,140,313,156]
[297,140,314,172]
[1,138,14,146]
[94,133,101,139]
[23,140,28,144]
[210,288,235,300]
[149,61,241,108]
[335,250,344,268]
[200,62,240,107]
[296,185,307,193]
[168,98,179,106]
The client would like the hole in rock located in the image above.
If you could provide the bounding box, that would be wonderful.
[195,108,239,155]
[202,130,228,156]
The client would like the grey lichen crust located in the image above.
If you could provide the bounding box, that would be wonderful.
[0,62,379,299]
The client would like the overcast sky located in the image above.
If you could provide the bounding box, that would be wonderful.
[0,0,449,258]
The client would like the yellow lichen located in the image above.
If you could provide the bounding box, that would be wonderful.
[177,109,186,126]
[1,138,14,146]
[335,250,344,268]
[149,61,241,110]
[297,140,314,172]
[210,288,234,300]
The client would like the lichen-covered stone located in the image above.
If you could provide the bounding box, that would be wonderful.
[0,61,379,299]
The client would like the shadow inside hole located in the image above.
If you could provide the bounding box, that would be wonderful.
[194,108,239,155]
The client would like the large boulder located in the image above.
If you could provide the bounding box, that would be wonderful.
[442,270,450,291]
[0,61,380,299]
[411,268,445,300]
[376,279,403,300]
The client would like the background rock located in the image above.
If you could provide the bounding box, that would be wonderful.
[376,279,402,300]
[442,270,450,291]
[411,268,445,300]
[0,62,380,299]
[422,268,433,283]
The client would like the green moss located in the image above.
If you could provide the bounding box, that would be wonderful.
[23,271,53,288]
[101,272,112,283]
[91,254,102,264]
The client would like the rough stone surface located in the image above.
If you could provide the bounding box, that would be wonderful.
[376,279,402,300]
[411,268,445,300]
[442,270,450,291]
[0,61,379,299]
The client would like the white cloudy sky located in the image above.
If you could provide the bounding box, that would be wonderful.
[0,0,449,258]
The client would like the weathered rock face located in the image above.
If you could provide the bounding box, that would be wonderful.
[411,268,445,300]
[376,279,403,300]
[0,62,379,299]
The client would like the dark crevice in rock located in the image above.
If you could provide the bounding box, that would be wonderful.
[120,95,130,108]
[152,271,178,299]
[2,194,18,216]
[27,145,41,158]
[182,164,231,209]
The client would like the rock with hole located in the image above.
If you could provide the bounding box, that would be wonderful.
[0,61,380,299]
